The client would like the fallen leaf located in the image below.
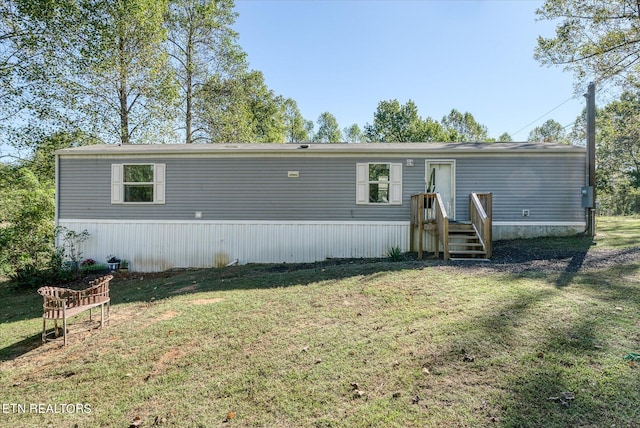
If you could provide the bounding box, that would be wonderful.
[223,411,236,423]
[412,395,421,404]
[463,354,475,362]
[537,352,544,359]
[129,416,143,427]
[350,382,359,390]
[422,367,431,375]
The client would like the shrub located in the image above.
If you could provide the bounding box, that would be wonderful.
[81,263,109,274]
[10,248,73,290]
[386,246,404,262]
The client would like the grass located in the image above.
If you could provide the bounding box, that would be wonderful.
[0,217,639,427]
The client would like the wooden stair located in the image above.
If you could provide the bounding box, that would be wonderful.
[410,192,492,261]
[447,223,487,259]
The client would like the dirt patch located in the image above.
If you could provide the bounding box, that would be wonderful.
[189,298,224,305]
[157,310,179,320]
[151,347,187,375]
[170,284,199,294]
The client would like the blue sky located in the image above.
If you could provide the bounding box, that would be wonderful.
[233,0,588,141]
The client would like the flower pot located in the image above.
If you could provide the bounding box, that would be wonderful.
[107,262,120,271]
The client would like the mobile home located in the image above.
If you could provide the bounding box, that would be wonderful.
[55,142,587,271]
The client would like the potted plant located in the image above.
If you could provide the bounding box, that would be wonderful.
[107,255,121,271]
[120,259,129,272]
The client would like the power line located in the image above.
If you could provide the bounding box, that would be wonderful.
[510,95,579,137]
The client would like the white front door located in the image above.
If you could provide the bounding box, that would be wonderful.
[426,160,456,219]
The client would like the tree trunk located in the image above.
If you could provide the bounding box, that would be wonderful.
[185,30,193,144]
[118,35,129,145]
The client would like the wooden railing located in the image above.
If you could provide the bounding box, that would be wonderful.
[410,192,449,259]
[469,192,492,258]
[410,193,437,259]
[435,193,449,260]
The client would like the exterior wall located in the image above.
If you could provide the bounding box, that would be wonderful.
[57,219,409,272]
[56,144,587,271]
[454,156,585,223]
[58,152,585,223]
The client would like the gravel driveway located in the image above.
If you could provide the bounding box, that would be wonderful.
[456,239,640,274]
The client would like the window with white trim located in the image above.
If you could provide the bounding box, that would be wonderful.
[111,163,165,204]
[356,163,402,205]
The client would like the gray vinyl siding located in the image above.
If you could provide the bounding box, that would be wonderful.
[58,152,585,223]
[454,155,585,223]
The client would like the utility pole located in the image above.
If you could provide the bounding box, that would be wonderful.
[585,82,596,237]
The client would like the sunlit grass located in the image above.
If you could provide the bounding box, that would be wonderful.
[596,215,640,248]
[0,217,639,427]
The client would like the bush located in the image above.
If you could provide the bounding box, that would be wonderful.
[10,264,74,290]
[81,263,109,274]
[10,248,73,290]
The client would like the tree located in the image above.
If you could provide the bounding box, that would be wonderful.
[441,109,489,142]
[0,166,55,273]
[166,0,245,144]
[315,112,341,143]
[22,0,177,145]
[343,124,364,143]
[198,70,285,142]
[25,131,90,183]
[596,91,640,214]
[365,99,451,142]
[304,120,314,142]
[497,132,513,142]
[598,91,640,188]
[527,119,568,143]
[365,99,418,142]
[0,1,67,156]
[282,98,309,143]
[535,1,640,86]
[0,2,29,125]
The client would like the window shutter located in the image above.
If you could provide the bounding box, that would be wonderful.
[154,163,166,204]
[111,164,123,204]
[389,163,403,205]
[356,163,368,204]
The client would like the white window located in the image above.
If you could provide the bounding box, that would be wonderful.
[356,163,402,205]
[111,163,165,204]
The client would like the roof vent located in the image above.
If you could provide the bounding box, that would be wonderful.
[299,144,309,149]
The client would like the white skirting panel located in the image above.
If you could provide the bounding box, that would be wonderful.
[57,220,410,272]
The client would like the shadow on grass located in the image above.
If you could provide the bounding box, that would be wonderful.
[0,332,42,362]
[0,280,44,324]
[415,246,640,427]
[107,259,427,306]
[428,289,639,427]
[0,259,426,361]
[555,250,589,287]
[499,314,640,428]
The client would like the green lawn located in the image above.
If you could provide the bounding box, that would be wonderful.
[0,217,639,427]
